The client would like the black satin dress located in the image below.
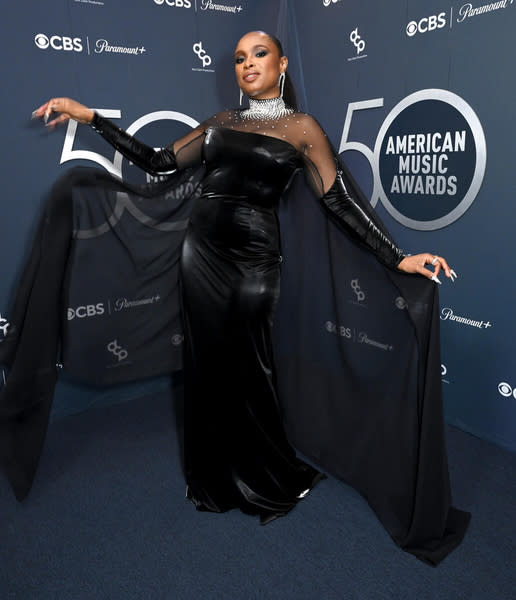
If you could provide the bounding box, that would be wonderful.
[181,127,324,522]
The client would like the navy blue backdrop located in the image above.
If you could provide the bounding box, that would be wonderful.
[1,0,515,452]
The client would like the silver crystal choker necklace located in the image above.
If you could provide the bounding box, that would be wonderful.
[241,96,294,121]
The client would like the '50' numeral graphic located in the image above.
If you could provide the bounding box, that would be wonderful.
[338,98,384,208]
[60,109,199,179]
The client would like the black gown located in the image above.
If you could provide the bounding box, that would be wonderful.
[181,126,325,521]
[78,107,408,522]
[0,107,470,564]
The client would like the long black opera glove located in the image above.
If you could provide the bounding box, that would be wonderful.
[320,172,405,270]
[89,112,177,176]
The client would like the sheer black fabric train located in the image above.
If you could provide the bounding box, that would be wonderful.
[0,108,470,565]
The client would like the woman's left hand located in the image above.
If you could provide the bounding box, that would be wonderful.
[397,254,457,284]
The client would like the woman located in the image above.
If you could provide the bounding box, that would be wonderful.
[4,31,467,563]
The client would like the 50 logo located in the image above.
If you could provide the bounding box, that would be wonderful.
[59,109,199,237]
[338,90,486,230]
[60,109,199,178]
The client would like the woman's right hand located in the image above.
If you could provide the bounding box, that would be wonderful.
[31,98,95,129]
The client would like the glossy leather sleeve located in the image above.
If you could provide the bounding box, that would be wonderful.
[320,171,405,270]
[89,112,177,176]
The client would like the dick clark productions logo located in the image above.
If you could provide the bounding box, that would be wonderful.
[339,89,487,230]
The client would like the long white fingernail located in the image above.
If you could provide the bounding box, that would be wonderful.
[31,110,38,120]
[44,112,49,124]
[431,275,442,284]
[450,269,458,279]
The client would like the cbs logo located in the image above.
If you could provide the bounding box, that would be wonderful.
[34,33,83,52]
[67,303,105,320]
[153,0,192,7]
[498,382,516,399]
[406,13,446,37]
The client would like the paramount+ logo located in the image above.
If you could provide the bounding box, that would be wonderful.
[34,33,83,52]
[406,12,446,37]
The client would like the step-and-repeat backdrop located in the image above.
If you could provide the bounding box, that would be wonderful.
[291,0,515,452]
[1,0,514,451]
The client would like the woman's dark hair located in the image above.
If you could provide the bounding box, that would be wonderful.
[265,33,298,111]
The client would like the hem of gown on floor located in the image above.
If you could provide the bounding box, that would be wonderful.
[186,471,327,525]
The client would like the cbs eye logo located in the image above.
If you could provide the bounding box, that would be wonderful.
[34,34,50,49]
[34,33,83,52]
[498,382,516,399]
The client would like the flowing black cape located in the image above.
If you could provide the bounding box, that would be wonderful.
[0,164,470,565]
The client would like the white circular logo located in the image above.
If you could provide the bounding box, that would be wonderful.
[67,308,75,320]
[374,89,487,230]
[498,382,513,397]
[441,364,447,376]
[153,0,165,4]
[35,33,50,49]
[406,21,418,36]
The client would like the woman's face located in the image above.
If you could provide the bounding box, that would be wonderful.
[234,32,288,100]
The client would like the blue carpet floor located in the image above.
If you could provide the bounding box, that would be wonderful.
[1,391,515,599]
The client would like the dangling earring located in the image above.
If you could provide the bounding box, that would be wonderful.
[239,88,243,106]
[278,72,286,99]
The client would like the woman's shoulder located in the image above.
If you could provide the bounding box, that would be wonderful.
[201,109,240,127]
[287,112,330,145]
[291,111,324,129]
[290,110,314,119]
